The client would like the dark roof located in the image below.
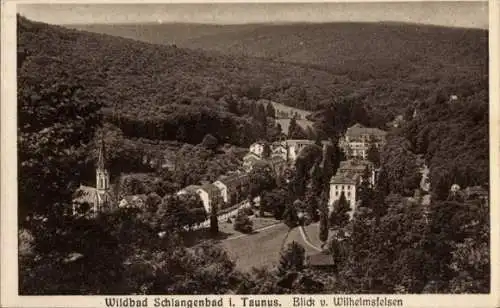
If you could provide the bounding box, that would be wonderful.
[308,253,335,266]
[217,172,249,187]
[346,123,387,137]
[330,173,358,185]
[199,183,221,195]
[180,185,201,194]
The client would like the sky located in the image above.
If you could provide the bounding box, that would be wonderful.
[17,1,488,29]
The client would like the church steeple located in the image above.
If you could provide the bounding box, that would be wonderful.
[96,138,109,193]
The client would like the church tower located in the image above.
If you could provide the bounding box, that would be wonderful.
[95,138,110,211]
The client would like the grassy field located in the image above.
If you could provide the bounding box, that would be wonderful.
[219,221,323,272]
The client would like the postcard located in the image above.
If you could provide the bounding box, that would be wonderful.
[1,0,498,307]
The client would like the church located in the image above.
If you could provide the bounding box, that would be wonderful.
[71,139,113,217]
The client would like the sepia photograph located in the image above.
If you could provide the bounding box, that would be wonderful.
[2,0,497,304]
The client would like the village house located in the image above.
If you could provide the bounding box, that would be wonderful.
[328,173,359,218]
[213,172,250,206]
[270,141,288,161]
[340,123,387,160]
[71,139,112,217]
[464,186,489,202]
[243,152,262,172]
[119,194,147,208]
[176,185,201,196]
[268,156,288,177]
[196,183,223,213]
[249,141,267,157]
[337,159,376,186]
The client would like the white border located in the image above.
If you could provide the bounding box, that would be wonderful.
[2,1,499,307]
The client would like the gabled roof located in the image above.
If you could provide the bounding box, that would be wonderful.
[330,173,358,185]
[73,185,98,204]
[198,183,221,195]
[244,152,261,161]
[217,172,249,187]
[346,123,387,137]
[339,159,373,172]
[122,194,147,207]
[181,185,201,194]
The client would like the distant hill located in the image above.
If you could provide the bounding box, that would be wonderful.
[71,22,488,80]
[19,16,488,144]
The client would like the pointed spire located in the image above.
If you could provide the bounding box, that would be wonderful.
[97,137,106,170]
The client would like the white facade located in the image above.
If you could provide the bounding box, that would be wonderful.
[196,189,211,213]
[328,182,357,219]
[249,142,265,157]
[213,180,228,203]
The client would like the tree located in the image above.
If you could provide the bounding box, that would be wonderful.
[234,209,253,233]
[266,103,276,119]
[288,115,307,139]
[262,142,271,159]
[319,211,329,243]
[278,241,306,275]
[260,189,288,220]
[282,203,299,229]
[145,192,162,212]
[248,163,276,201]
[201,134,218,151]
[210,203,219,235]
[366,142,381,168]
[304,190,319,222]
[329,192,351,229]
[18,59,103,220]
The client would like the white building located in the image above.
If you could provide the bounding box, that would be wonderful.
[340,123,387,160]
[249,141,266,157]
[196,184,223,213]
[328,159,377,219]
[119,194,147,208]
[213,180,228,203]
[328,173,358,219]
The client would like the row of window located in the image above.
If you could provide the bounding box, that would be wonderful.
[335,191,352,197]
[334,185,355,190]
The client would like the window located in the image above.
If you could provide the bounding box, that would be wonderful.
[336,191,339,196]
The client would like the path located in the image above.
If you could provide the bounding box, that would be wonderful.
[298,225,323,252]
[225,223,282,241]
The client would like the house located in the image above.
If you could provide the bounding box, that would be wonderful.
[243,152,262,172]
[268,156,288,177]
[71,139,112,217]
[270,141,288,161]
[328,173,359,218]
[337,159,376,186]
[249,141,267,157]
[213,172,250,206]
[387,115,404,128]
[177,185,201,196]
[340,123,387,160]
[307,253,336,270]
[464,186,489,201]
[196,184,223,213]
[119,194,147,208]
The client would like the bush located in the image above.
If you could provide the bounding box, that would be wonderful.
[242,207,254,216]
[234,210,253,233]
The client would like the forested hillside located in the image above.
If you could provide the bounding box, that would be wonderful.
[73,21,488,116]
